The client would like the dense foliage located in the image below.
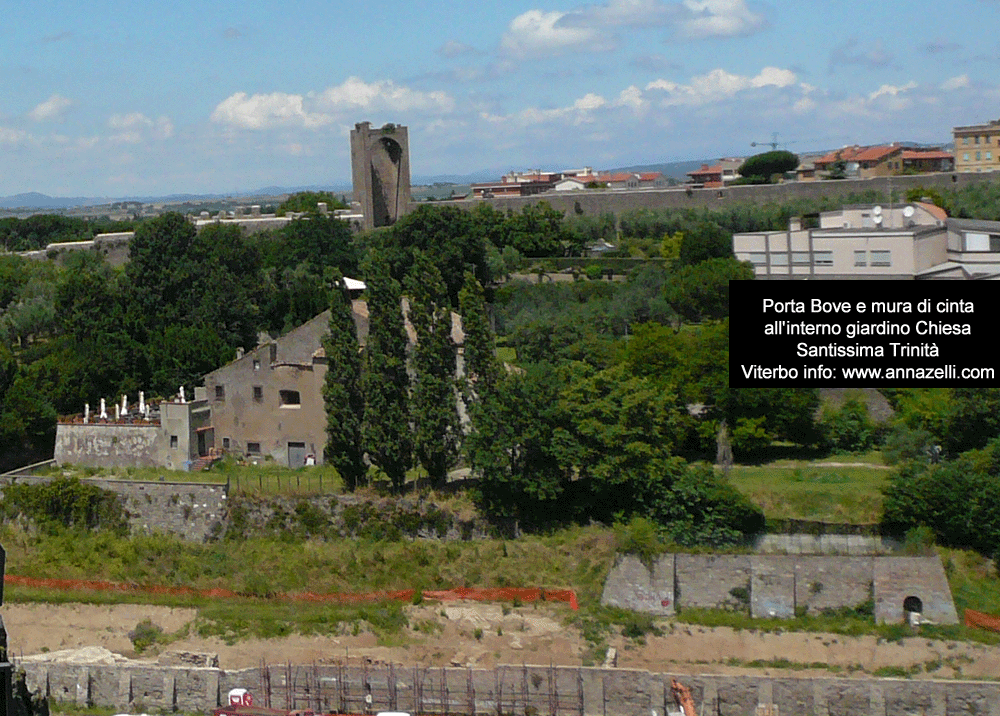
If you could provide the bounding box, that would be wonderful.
[1,475,128,534]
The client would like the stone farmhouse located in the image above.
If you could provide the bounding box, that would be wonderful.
[54,291,465,470]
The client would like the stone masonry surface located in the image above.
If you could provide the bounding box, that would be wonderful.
[16,661,1000,716]
[602,553,957,624]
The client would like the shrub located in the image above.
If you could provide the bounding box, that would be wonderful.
[1,476,128,534]
[819,399,876,453]
[128,619,163,653]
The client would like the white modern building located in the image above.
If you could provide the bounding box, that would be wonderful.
[733,203,1000,280]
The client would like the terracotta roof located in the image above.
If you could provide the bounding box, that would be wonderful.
[914,202,949,221]
[814,146,863,167]
[852,145,901,162]
[687,164,722,176]
[598,172,638,183]
[901,150,953,160]
[637,172,664,181]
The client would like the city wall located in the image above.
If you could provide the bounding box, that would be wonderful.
[452,172,995,218]
[16,660,1000,716]
[601,554,958,624]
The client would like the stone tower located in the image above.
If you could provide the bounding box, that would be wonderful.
[350,121,411,231]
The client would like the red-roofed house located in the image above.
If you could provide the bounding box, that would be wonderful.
[902,149,954,173]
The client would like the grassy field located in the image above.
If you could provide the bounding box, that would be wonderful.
[726,451,892,524]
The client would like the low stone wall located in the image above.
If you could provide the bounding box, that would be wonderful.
[0,475,227,542]
[602,553,958,624]
[16,660,1000,716]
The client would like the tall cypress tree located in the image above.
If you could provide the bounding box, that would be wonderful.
[458,271,502,402]
[322,273,366,491]
[361,262,412,492]
[407,252,460,488]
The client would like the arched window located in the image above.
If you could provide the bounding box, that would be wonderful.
[903,595,923,613]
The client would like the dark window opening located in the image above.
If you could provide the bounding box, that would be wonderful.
[222,437,230,450]
[253,386,263,403]
[279,389,301,406]
[903,596,923,613]
[170,435,178,449]
[215,385,225,401]
[247,442,261,455]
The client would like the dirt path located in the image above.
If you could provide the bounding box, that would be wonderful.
[6,602,1000,681]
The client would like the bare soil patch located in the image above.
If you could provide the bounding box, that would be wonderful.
[6,602,1000,681]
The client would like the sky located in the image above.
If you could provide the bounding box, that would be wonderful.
[2,0,999,197]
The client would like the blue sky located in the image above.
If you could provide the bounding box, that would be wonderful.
[2,0,998,197]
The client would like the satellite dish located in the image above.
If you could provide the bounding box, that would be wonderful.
[903,205,916,218]
[873,205,883,215]
[873,215,883,225]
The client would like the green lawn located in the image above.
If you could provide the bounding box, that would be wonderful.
[726,452,892,524]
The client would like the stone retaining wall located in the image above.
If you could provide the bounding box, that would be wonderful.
[16,660,1000,716]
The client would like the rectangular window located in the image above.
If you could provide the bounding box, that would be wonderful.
[770,253,788,266]
[964,153,970,162]
[854,250,867,267]
[976,136,981,144]
[966,232,990,251]
[976,151,982,161]
[253,359,261,371]
[247,442,261,454]
[814,251,834,266]
[170,435,179,448]
[215,385,225,401]
[963,137,969,145]
[791,252,811,265]
[870,250,891,267]
[747,252,766,265]
[279,389,301,407]
[222,437,231,450]
[253,386,263,403]
[988,152,994,161]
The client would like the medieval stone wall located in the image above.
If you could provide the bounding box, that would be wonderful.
[602,554,957,625]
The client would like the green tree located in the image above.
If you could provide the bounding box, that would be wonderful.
[406,252,460,487]
[361,264,412,491]
[322,274,366,491]
[664,258,753,323]
[466,363,576,526]
[737,150,799,183]
[678,222,733,265]
[458,272,502,399]
[276,191,348,215]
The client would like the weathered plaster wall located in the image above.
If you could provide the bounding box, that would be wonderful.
[17,661,1000,716]
[53,424,161,469]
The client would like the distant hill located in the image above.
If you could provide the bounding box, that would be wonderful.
[0,192,102,209]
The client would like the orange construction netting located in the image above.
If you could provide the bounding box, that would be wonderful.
[965,608,1000,632]
[4,575,578,610]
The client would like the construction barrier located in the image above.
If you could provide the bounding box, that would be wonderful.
[3,575,578,609]
[964,608,1000,632]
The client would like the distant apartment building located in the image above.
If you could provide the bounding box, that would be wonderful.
[733,202,1000,280]
[954,119,1000,173]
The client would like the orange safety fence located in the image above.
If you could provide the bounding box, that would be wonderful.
[965,608,1000,632]
[3,575,578,610]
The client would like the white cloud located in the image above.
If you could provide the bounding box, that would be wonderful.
[0,127,30,145]
[679,0,765,39]
[501,9,604,56]
[29,94,72,122]
[108,112,174,143]
[646,66,797,105]
[211,78,455,130]
[941,74,970,91]
[616,85,648,112]
[500,0,764,59]
[481,91,611,126]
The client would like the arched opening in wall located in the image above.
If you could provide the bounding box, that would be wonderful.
[903,595,923,625]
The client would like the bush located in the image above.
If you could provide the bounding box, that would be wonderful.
[128,619,164,653]
[613,516,666,561]
[1,476,128,534]
[819,399,876,453]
